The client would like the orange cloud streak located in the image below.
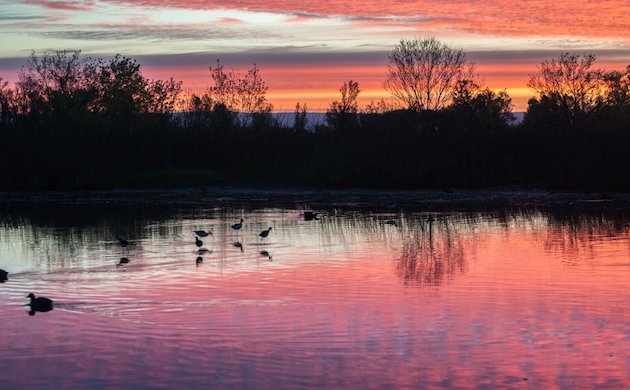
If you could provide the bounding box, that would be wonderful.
[105,0,630,39]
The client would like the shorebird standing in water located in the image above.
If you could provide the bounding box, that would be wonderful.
[259,227,272,241]
[194,230,212,238]
[231,218,244,232]
[195,236,203,248]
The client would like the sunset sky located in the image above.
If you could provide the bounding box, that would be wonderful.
[1,0,630,111]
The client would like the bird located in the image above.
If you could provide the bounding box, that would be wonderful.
[304,211,319,221]
[259,227,272,240]
[260,250,272,260]
[196,256,203,264]
[231,218,244,231]
[116,237,131,249]
[0,269,7,282]
[26,293,53,312]
[194,230,212,238]
[195,236,203,248]
[233,241,243,252]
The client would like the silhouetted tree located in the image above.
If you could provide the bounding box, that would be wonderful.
[293,102,308,132]
[527,53,604,126]
[326,80,360,131]
[450,79,514,128]
[18,50,100,117]
[204,60,273,127]
[603,65,630,108]
[362,98,398,114]
[0,78,13,127]
[384,37,474,111]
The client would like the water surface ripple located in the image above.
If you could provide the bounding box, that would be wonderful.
[1,191,630,388]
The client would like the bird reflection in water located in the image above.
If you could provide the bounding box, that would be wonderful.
[259,250,272,260]
[233,241,243,252]
[196,256,203,266]
[26,293,53,316]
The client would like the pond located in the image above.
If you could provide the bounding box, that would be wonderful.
[1,189,630,388]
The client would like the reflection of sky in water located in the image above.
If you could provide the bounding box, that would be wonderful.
[1,192,630,388]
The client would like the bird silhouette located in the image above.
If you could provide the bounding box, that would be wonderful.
[233,241,243,252]
[196,256,203,264]
[260,250,272,260]
[304,211,319,221]
[259,227,272,240]
[0,269,7,282]
[195,236,203,248]
[27,293,53,315]
[194,230,212,238]
[117,257,130,267]
[116,237,130,248]
[231,218,244,231]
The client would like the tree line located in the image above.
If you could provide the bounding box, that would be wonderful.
[0,38,629,191]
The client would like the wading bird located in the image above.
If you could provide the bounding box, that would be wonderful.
[194,230,212,238]
[195,236,203,248]
[231,218,244,231]
[116,237,130,248]
[259,227,272,241]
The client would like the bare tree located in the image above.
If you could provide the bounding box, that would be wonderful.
[18,50,100,115]
[384,37,473,111]
[207,60,272,112]
[527,53,604,124]
[326,80,360,130]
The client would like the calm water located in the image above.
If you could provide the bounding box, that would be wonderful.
[1,190,630,389]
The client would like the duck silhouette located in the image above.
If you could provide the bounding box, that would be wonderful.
[27,293,53,315]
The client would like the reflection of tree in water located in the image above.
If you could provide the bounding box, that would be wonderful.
[542,209,630,263]
[396,218,468,287]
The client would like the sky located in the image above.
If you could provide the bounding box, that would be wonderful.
[1,0,630,111]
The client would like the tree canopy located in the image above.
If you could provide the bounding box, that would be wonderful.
[384,37,474,111]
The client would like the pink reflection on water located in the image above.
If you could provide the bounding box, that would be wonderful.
[1,211,630,388]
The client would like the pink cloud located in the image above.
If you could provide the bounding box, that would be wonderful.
[101,0,630,39]
[23,0,96,12]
